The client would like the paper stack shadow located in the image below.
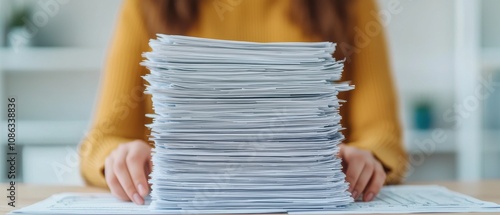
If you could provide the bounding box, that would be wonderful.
[141,35,354,214]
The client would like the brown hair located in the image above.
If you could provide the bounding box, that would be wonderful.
[140,0,355,56]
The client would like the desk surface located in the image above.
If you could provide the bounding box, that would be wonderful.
[1,180,499,215]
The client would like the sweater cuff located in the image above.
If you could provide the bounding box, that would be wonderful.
[79,136,136,189]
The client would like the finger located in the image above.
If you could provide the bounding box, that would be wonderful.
[148,155,153,173]
[353,162,374,199]
[146,156,153,187]
[147,154,153,177]
[363,163,386,202]
[113,148,144,205]
[337,144,346,158]
[126,150,150,197]
[105,157,129,201]
[344,160,365,198]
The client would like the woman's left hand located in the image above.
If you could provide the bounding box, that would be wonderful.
[338,144,386,202]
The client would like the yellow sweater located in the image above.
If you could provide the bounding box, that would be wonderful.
[80,0,407,188]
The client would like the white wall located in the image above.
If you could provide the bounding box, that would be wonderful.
[481,0,500,48]
[23,145,83,185]
[378,0,456,129]
[0,0,10,184]
[380,0,455,93]
[5,72,100,121]
[31,0,122,47]
[475,1,500,179]
[0,0,7,46]
[0,0,122,47]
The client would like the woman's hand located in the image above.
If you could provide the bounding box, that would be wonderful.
[339,144,386,202]
[105,140,152,205]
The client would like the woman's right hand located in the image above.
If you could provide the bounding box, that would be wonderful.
[104,140,152,205]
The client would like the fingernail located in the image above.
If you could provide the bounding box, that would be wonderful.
[351,190,358,199]
[133,193,144,205]
[138,184,148,197]
[364,192,374,202]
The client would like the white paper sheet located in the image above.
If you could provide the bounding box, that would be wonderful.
[10,185,500,215]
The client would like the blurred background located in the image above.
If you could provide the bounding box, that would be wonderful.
[0,0,499,185]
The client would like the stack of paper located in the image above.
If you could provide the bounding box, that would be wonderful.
[142,35,354,213]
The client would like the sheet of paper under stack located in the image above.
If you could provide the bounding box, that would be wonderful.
[142,35,354,214]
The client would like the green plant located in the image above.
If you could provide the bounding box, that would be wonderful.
[7,7,31,30]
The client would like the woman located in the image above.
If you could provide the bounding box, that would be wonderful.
[79,0,407,205]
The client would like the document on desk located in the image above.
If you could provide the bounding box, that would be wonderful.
[10,185,500,214]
